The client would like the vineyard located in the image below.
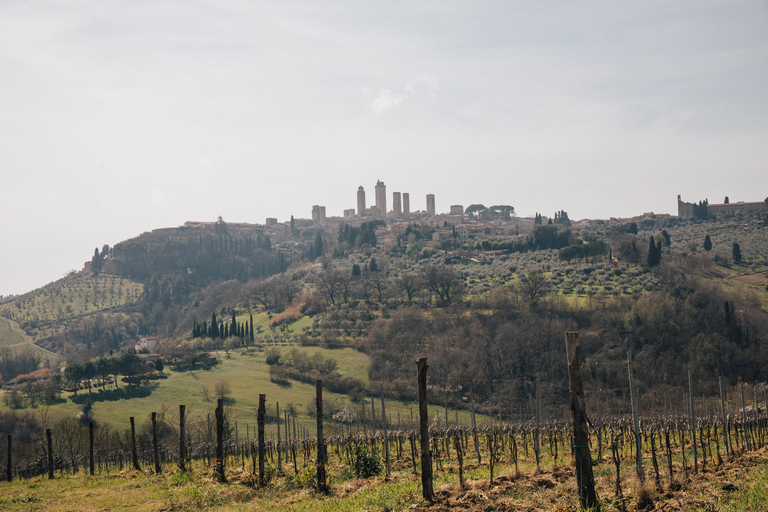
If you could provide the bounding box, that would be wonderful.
[3,337,768,511]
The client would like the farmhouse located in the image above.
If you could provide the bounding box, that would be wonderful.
[135,337,158,353]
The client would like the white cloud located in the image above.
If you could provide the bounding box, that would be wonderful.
[364,87,403,113]
[406,74,437,97]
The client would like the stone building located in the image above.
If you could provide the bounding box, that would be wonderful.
[375,180,387,218]
[357,186,366,216]
[426,193,436,217]
[393,192,402,217]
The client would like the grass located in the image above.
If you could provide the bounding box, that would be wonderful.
[2,442,768,511]
[0,346,487,437]
[0,316,57,362]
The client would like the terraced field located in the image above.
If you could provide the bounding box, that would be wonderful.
[0,273,143,340]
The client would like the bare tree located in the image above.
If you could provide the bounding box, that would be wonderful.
[421,264,464,306]
[516,271,550,305]
[215,380,232,401]
[395,273,421,304]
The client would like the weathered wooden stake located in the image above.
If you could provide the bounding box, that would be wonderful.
[152,412,161,474]
[179,405,187,471]
[258,394,266,485]
[46,428,54,479]
[276,402,282,474]
[689,371,698,473]
[6,434,12,482]
[627,349,644,483]
[89,421,95,476]
[130,417,141,471]
[565,332,600,510]
[316,380,328,494]
[719,377,729,458]
[216,398,226,482]
[417,357,434,501]
[382,395,391,478]
[597,387,603,463]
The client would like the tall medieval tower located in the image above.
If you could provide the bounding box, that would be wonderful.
[393,192,402,217]
[357,186,366,216]
[375,180,387,218]
[426,193,435,217]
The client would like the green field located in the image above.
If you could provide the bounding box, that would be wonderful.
[0,316,57,362]
[0,345,482,436]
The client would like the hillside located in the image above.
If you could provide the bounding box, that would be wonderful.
[0,211,766,426]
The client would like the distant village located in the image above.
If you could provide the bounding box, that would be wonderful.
[174,181,765,251]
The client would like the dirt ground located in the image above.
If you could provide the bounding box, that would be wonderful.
[409,448,768,512]
[732,273,768,287]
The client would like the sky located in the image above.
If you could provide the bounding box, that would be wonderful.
[1,0,767,296]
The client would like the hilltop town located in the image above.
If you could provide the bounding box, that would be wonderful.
[150,182,768,256]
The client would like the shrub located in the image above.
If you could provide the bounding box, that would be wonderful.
[265,348,281,365]
[353,444,382,479]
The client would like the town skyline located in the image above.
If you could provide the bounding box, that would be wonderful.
[2,1,767,295]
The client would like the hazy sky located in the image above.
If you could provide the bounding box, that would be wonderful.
[2,0,767,296]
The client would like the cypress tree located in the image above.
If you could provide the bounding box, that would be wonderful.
[732,242,742,262]
[703,234,712,251]
[210,312,218,338]
[250,314,255,343]
[648,237,660,267]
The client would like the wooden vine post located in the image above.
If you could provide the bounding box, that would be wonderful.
[46,428,54,479]
[179,404,187,471]
[315,380,328,494]
[89,421,95,476]
[689,371,698,473]
[417,357,434,502]
[152,412,161,474]
[258,394,266,486]
[6,434,12,482]
[718,378,729,458]
[627,349,645,483]
[565,332,600,510]
[276,402,282,474]
[130,417,141,471]
[216,398,225,482]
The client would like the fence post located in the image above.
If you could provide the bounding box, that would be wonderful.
[258,394,266,486]
[597,388,603,464]
[179,405,186,471]
[276,402,282,474]
[89,421,95,476]
[688,371,698,473]
[741,383,750,451]
[316,380,328,494]
[47,428,54,479]
[717,378,729,459]
[627,349,645,483]
[216,398,225,482]
[565,332,600,511]
[382,395,390,479]
[6,434,12,482]
[130,417,141,471]
[151,412,161,474]
[417,357,434,501]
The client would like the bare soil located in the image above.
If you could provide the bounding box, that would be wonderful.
[410,448,768,511]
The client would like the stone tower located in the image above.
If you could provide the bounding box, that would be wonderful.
[375,180,387,218]
[393,192,402,217]
[357,186,366,216]
[403,193,410,218]
[426,193,435,217]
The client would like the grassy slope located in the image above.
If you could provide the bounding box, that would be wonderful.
[0,316,57,362]
[0,346,481,436]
